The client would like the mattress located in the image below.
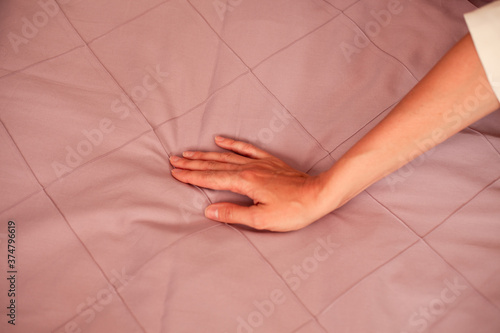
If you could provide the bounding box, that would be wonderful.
[1,0,499,332]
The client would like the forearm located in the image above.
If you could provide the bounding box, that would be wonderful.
[319,33,500,211]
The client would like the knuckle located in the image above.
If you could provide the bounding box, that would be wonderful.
[238,169,257,182]
[221,152,233,161]
[247,209,267,230]
[241,142,251,150]
[206,160,219,169]
[251,219,267,230]
[219,207,233,222]
[225,138,236,146]
[242,142,256,154]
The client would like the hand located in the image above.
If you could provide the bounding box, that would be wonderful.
[169,136,328,232]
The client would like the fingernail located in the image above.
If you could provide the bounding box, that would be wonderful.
[215,136,225,142]
[183,151,194,158]
[171,168,183,174]
[205,207,219,220]
[170,155,181,162]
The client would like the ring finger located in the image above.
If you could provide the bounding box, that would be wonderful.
[170,155,245,171]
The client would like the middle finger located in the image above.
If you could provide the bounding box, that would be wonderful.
[183,150,252,164]
[170,155,244,171]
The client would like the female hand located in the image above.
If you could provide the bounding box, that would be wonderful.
[170,136,328,232]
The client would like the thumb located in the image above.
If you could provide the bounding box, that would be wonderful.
[205,203,255,226]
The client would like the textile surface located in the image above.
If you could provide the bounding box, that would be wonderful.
[1,0,499,332]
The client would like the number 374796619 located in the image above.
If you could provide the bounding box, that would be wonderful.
[7,221,16,270]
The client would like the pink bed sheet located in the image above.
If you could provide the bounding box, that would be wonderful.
[1,0,499,332]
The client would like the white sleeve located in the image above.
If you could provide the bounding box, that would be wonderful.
[464,1,500,102]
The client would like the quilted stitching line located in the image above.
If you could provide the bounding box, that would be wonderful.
[226,225,330,332]
[1,98,148,333]
[250,13,342,70]
[152,70,250,129]
[366,180,500,313]
[46,190,147,333]
[0,44,83,82]
[339,5,418,81]
[423,175,500,239]
[0,128,152,217]
[1,1,172,80]
[107,223,224,283]
[468,125,500,157]
[327,100,402,156]
[72,0,171,45]
[184,0,335,157]
[423,238,500,313]
[315,238,420,318]
[41,3,167,332]
[0,119,44,214]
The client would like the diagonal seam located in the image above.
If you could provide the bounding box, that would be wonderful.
[316,238,420,317]
[1,0,170,81]
[73,0,170,45]
[340,182,500,311]
[185,0,340,157]
[36,2,178,331]
[184,0,236,105]
[56,0,172,160]
[106,223,224,286]
[327,100,401,155]
[366,176,500,313]
[467,126,500,157]
[340,11,418,81]
[0,128,152,216]
[421,240,500,313]
[0,117,147,333]
[45,189,146,333]
[251,13,342,70]
[0,44,83,82]
[422,175,500,238]
[226,225,330,332]
[153,70,249,130]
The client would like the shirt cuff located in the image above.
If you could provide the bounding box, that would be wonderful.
[464,1,500,102]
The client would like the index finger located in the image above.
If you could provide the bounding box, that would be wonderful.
[214,136,272,160]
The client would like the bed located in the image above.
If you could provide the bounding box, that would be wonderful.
[1,0,499,332]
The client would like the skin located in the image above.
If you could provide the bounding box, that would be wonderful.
[170,34,500,232]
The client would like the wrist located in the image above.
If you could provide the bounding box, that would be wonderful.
[315,156,369,213]
[312,168,347,216]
